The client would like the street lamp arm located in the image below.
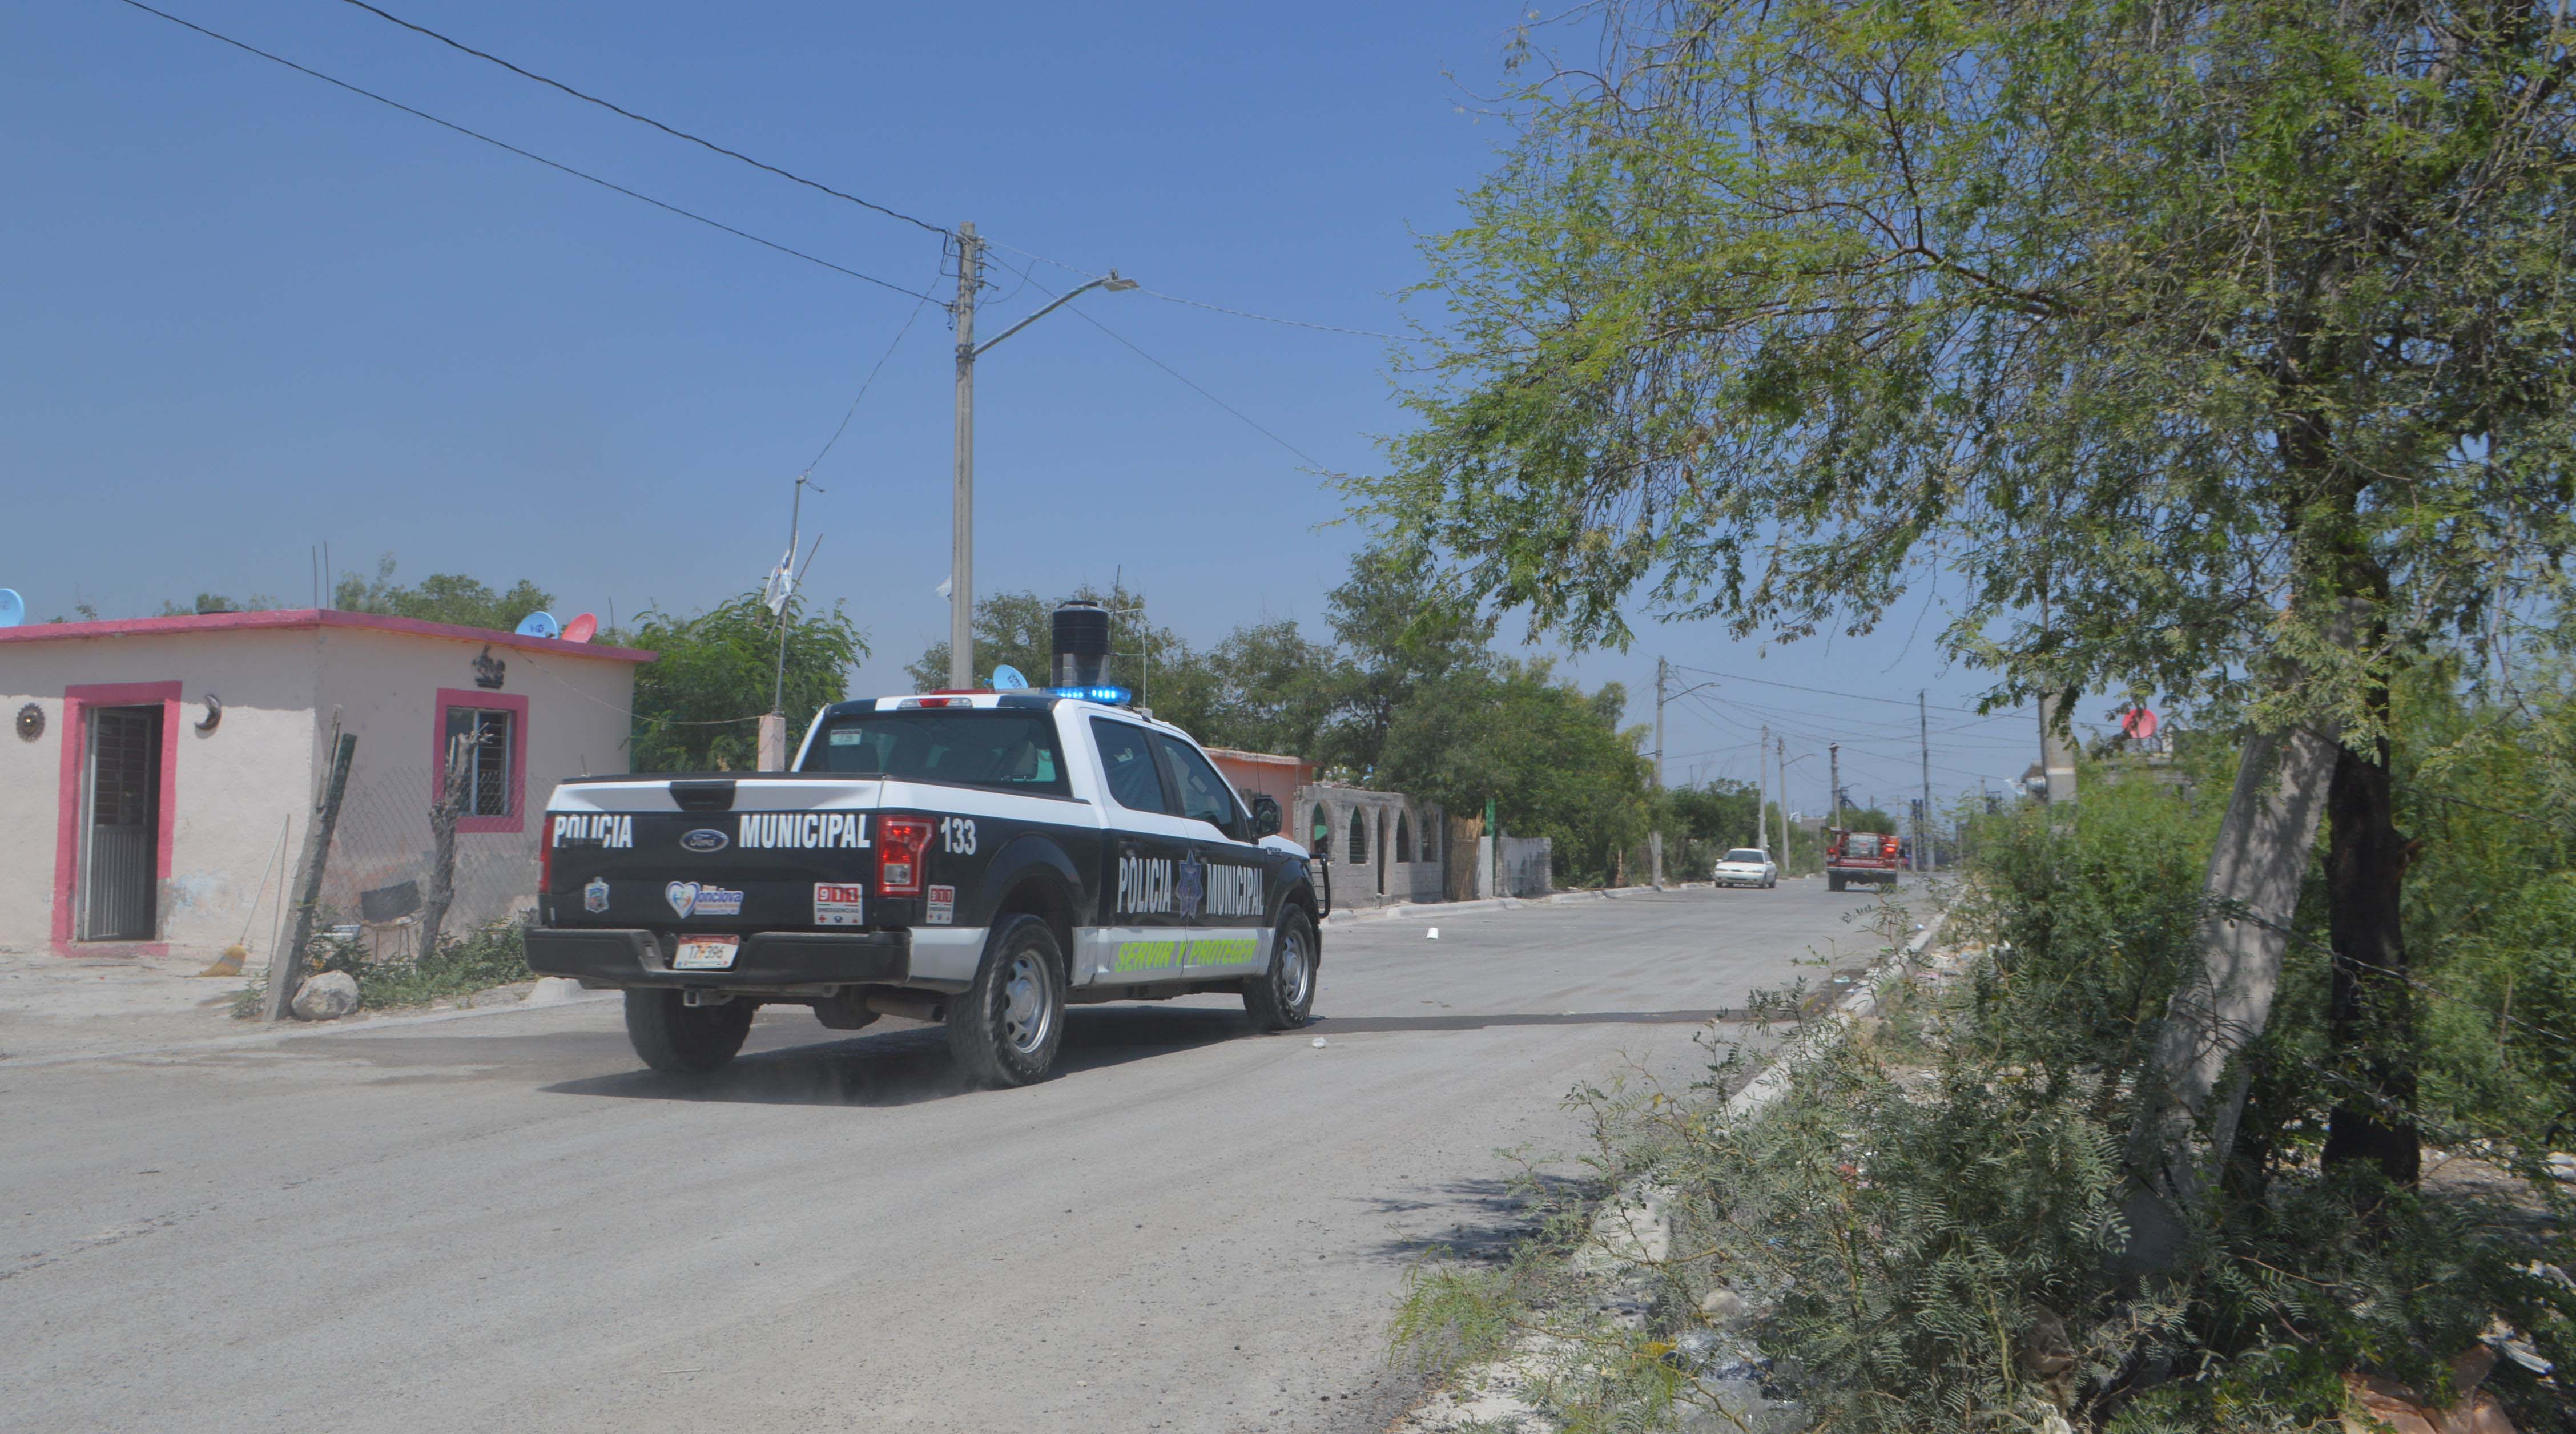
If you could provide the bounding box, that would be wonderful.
[971,272,1136,359]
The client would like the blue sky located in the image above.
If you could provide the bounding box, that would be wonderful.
[2,0,2075,812]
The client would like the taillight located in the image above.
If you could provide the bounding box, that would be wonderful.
[1882,837,1899,857]
[878,816,933,896]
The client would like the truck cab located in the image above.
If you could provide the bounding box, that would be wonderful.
[526,684,1323,1087]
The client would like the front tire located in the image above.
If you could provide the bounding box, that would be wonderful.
[624,988,754,1074]
[947,915,1067,1089]
[1246,908,1318,1031]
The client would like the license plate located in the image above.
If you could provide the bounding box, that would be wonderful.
[671,936,740,971]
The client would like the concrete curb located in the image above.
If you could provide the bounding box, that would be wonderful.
[1391,901,1948,1433]
[0,980,619,1070]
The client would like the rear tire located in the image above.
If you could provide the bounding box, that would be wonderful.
[1246,908,1318,1031]
[947,915,1066,1089]
[624,988,754,1074]
[1829,873,1846,892]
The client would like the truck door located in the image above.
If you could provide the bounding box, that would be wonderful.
[1084,718,1202,985]
[1152,733,1272,980]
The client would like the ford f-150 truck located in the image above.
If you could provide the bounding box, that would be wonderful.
[525,655,1323,1087]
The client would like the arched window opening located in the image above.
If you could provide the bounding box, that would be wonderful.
[1310,805,1331,855]
[1396,814,1412,863]
[1347,811,1368,864]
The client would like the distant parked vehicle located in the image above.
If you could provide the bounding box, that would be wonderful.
[1826,829,1902,892]
[1712,848,1777,889]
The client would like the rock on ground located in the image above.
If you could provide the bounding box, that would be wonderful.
[289,971,361,1021]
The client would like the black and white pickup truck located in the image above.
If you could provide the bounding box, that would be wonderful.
[525,686,1323,1087]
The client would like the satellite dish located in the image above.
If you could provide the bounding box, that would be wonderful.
[0,589,22,629]
[989,664,1029,691]
[2122,707,2160,742]
[561,613,598,643]
[514,611,562,639]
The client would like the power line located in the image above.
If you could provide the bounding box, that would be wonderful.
[1668,661,2014,718]
[985,238,1415,343]
[1141,289,1414,342]
[114,0,945,302]
[330,0,952,237]
[802,290,936,474]
[995,257,1333,470]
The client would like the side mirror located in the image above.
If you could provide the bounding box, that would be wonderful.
[1250,794,1282,837]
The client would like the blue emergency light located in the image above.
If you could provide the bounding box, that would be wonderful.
[1048,684,1132,705]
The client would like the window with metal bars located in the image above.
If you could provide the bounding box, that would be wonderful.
[441,707,514,817]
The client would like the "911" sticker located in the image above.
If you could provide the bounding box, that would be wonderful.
[814,883,866,927]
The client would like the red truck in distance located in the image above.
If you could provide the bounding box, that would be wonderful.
[1825,828,1902,892]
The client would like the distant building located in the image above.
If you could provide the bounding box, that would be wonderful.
[1,610,652,960]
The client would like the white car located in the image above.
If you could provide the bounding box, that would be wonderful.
[1713,848,1777,889]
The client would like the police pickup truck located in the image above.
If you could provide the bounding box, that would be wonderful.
[526,683,1323,1087]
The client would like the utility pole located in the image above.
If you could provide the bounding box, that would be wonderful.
[945,227,1131,690]
[1653,658,1667,789]
[948,222,981,690]
[2039,688,2080,806]
[1919,690,1934,873]
[1650,658,1665,888]
[1828,743,1843,828]
[1757,724,1769,855]
[1776,735,1790,865]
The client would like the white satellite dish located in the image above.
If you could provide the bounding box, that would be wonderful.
[989,664,1029,691]
[0,589,22,629]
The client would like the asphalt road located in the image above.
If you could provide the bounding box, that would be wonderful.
[2,882,1909,1433]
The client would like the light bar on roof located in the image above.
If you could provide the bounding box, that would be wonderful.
[1048,684,1132,705]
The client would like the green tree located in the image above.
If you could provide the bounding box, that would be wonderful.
[156,591,281,615]
[1316,546,1498,780]
[1184,619,1348,758]
[1364,0,2576,1196]
[907,583,1188,704]
[1380,660,1653,886]
[630,593,866,771]
[334,555,557,634]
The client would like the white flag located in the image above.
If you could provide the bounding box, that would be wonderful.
[763,542,796,615]
[936,576,952,600]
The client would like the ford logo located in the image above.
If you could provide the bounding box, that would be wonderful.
[679,828,730,852]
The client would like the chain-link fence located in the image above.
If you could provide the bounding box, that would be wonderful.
[302,733,538,965]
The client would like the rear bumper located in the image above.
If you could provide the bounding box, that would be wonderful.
[1826,866,1900,883]
[526,927,912,992]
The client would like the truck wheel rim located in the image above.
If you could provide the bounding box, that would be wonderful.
[1278,925,1313,1009]
[1001,951,1054,1054]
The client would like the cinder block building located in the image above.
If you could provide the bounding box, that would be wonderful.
[0,610,651,960]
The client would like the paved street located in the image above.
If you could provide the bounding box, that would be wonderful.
[3,883,1909,1433]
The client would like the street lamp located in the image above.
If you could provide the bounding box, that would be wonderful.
[948,219,1137,688]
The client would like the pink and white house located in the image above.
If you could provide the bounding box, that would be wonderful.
[0,610,653,960]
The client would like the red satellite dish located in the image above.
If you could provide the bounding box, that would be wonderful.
[2122,707,2159,741]
[561,613,598,644]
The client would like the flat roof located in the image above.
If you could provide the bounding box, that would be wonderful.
[0,608,656,663]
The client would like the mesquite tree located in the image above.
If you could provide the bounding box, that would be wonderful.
[1365,0,2574,1249]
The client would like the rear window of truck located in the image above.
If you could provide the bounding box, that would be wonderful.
[802,710,1070,796]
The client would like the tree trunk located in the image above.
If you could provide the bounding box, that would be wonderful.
[418,734,472,956]
[2321,736,2418,1183]
[2119,720,2341,1271]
